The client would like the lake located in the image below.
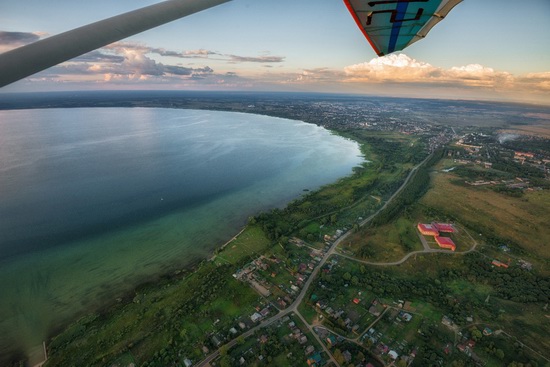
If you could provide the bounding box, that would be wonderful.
[0,108,363,360]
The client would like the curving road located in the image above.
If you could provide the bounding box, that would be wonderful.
[197,154,436,367]
[335,243,478,267]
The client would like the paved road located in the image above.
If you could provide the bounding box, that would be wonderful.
[197,155,434,367]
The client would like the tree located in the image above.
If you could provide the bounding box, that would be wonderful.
[179,328,188,341]
[219,345,229,356]
[470,327,482,341]
[219,356,231,367]
[333,349,345,365]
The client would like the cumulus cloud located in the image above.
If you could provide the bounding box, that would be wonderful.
[73,50,125,63]
[70,48,214,79]
[345,54,438,81]
[260,54,548,103]
[27,41,247,88]
[517,72,550,92]
[343,54,515,89]
[10,35,547,104]
[32,41,286,87]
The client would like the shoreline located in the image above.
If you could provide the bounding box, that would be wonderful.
[0,105,365,366]
[16,187,360,366]
[31,156,364,367]
[210,225,247,260]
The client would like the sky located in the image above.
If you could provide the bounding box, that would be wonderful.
[1,0,549,104]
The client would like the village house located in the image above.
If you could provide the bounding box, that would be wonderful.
[326,335,337,346]
[388,350,399,360]
[260,307,270,317]
[343,350,352,363]
[250,312,262,323]
[211,335,221,347]
[307,352,322,366]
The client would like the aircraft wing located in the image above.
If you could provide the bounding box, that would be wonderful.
[343,0,462,56]
[0,0,231,88]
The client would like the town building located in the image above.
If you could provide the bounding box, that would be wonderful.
[417,223,439,236]
[435,236,456,251]
[492,259,509,268]
[433,223,455,233]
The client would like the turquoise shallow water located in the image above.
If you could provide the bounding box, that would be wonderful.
[0,108,363,359]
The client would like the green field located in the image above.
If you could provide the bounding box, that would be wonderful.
[422,168,550,264]
[39,129,550,367]
[342,216,424,262]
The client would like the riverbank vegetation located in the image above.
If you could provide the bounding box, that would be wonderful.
[37,130,427,367]
[314,148,550,366]
[35,130,550,367]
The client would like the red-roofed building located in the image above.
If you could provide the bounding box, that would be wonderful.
[433,223,455,233]
[417,223,439,236]
[435,236,456,251]
[492,260,509,268]
[514,151,534,159]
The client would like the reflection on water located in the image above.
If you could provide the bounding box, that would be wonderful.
[0,108,363,359]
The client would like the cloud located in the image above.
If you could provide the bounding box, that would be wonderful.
[183,49,219,57]
[255,54,549,104]
[343,54,515,89]
[42,42,284,85]
[0,31,41,45]
[25,41,231,88]
[73,50,125,63]
[74,48,214,79]
[103,42,284,64]
[0,31,45,53]
[9,35,547,105]
[517,72,550,92]
[345,54,439,82]
[228,55,285,63]
[294,68,345,83]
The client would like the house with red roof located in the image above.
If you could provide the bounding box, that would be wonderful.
[435,236,456,251]
[433,223,455,233]
[417,223,439,236]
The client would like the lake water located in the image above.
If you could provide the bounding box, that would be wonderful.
[0,108,362,360]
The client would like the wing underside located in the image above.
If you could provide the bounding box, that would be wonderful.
[343,0,462,56]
